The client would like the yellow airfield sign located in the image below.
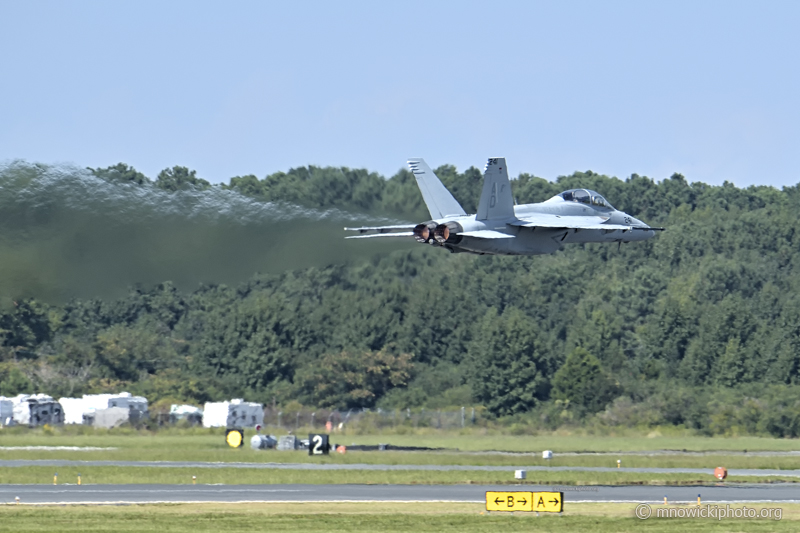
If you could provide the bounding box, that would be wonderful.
[486,491,533,511]
[532,491,563,513]
[485,491,563,513]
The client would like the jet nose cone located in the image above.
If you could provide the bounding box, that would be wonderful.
[636,223,656,240]
[633,219,656,239]
[626,217,656,241]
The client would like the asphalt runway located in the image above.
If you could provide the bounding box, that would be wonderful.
[2,483,798,505]
[1,459,799,478]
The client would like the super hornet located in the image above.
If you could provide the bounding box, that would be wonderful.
[345,158,662,255]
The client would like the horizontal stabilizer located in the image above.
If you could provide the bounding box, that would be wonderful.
[459,230,514,239]
[344,224,417,235]
[345,232,414,239]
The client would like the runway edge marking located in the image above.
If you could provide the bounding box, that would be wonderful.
[5,500,486,506]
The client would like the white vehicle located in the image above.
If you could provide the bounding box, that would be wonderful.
[9,394,64,426]
[59,393,148,425]
[202,399,263,428]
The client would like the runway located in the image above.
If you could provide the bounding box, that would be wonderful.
[1,459,799,477]
[2,483,798,505]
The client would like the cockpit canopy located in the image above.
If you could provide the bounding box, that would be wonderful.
[557,189,614,209]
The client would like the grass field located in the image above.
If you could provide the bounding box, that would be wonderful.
[7,449,800,471]
[2,427,800,469]
[4,465,797,486]
[0,502,795,532]
[2,427,800,486]
[3,426,800,454]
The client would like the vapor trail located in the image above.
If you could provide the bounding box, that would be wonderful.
[0,161,410,302]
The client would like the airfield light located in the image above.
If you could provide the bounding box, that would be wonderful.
[225,429,244,448]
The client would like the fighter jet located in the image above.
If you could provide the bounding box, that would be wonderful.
[345,158,663,255]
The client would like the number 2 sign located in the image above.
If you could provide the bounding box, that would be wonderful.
[308,433,330,455]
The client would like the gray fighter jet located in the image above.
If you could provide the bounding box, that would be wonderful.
[345,158,662,255]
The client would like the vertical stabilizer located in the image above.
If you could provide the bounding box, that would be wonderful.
[476,157,514,220]
[407,159,467,219]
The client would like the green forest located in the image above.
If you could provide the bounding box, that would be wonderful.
[3,161,800,437]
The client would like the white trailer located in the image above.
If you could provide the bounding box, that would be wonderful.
[58,392,149,425]
[59,397,88,425]
[202,399,263,428]
[10,394,64,426]
[0,397,14,425]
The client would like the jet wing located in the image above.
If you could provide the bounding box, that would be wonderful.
[460,230,515,239]
[510,214,633,231]
[345,232,414,239]
[344,225,417,235]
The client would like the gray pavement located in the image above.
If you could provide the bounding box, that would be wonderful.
[1,459,800,477]
[1,483,798,505]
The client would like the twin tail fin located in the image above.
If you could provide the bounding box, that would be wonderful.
[476,157,514,221]
[407,159,467,219]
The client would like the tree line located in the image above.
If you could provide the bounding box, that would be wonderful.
[3,161,800,436]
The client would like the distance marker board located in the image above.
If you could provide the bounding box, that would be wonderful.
[485,491,563,513]
[308,433,330,455]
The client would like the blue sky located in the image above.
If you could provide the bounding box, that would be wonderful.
[1,1,798,188]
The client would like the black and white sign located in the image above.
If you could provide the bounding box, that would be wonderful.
[308,433,330,455]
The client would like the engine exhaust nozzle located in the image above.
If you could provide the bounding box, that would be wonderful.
[413,224,431,243]
[433,224,450,243]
